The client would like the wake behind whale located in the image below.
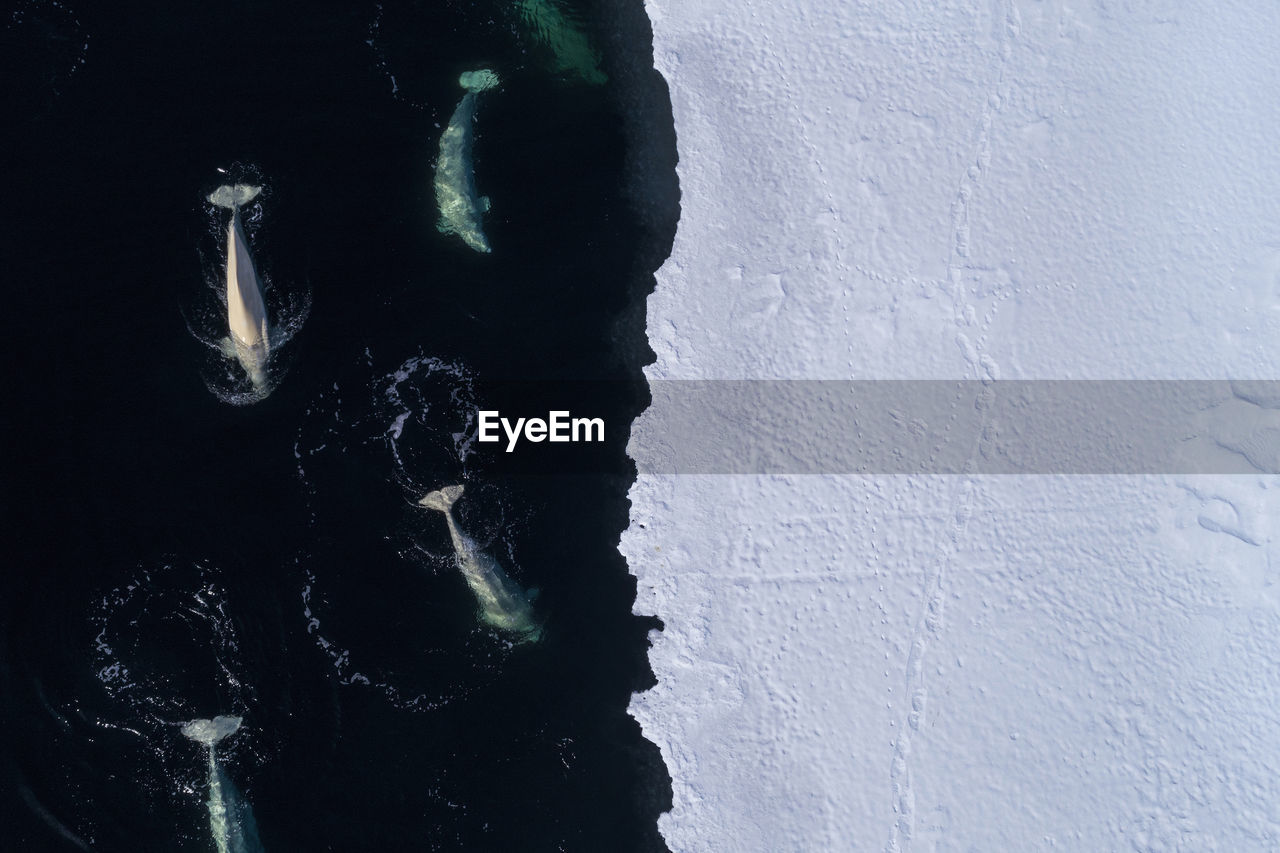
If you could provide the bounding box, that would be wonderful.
[85,562,288,851]
[294,353,549,713]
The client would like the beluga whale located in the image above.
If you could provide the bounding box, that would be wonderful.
[434,70,499,253]
[419,485,543,643]
[515,0,607,85]
[181,715,264,853]
[208,184,271,394]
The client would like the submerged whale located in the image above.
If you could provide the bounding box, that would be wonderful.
[434,70,499,253]
[516,0,607,85]
[182,715,264,853]
[419,485,542,642]
[208,184,270,390]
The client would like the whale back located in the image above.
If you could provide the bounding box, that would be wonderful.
[434,77,495,253]
[225,214,269,353]
[205,756,264,853]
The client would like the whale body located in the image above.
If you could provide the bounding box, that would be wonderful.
[419,485,542,642]
[516,0,607,85]
[182,715,264,853]
[208,184,269,389]
[434,70,499,253]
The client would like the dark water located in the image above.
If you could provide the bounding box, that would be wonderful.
[1,0,677,849]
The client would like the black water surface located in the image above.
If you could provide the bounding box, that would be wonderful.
[1,0,677,849]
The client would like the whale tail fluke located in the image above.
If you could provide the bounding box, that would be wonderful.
[181,715,243,747]
[207,184,262,209]
[458,69,499,93]
[419,485,465,512]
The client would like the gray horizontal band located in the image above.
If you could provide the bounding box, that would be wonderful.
[631,380,1280,474]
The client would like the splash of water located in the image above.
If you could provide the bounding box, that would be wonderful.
[292,351,536,709]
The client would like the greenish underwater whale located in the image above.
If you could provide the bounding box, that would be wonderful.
[434,70,499,253]
[516,0,606,85]
[182,715,264,853]
[419,485,543,643]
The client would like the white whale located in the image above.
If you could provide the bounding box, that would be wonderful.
[182,715,264,853]
[434,70,499,253]
[208,184,269,389]
[419,485,543,642]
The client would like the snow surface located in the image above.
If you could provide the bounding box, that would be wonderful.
[626,0,1280,850]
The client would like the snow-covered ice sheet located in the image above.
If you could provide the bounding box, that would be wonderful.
[627,0,1280,849]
